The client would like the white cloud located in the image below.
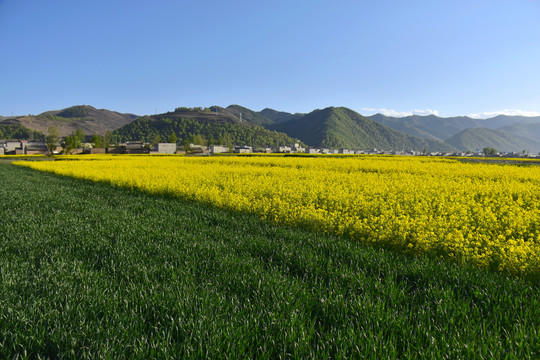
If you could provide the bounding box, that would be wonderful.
[378,108,413,117]
[362,107,439,117]
[413,109,439,116]
[468,109,540,119]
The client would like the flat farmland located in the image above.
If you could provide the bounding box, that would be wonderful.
[16,155,540,278]
[1,157,539,358]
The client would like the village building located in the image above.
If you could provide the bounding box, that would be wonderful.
[24,141,48,155]
[234,146,252,154]
[292,144,305,153]
[278,146,292,153]
[156,143,177,154]
[209,145,229,154]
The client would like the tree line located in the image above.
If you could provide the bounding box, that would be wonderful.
[45,126,113,155]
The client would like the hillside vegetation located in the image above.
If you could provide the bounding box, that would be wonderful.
[260,108,304,123]
[226,105,275,126]
[270,107,454,151]
[112,115,303,147]
[0,123,45,140]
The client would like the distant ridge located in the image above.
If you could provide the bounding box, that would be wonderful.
[259,108,304,124]
[226,105,275,126]
[269,107,454,151]
[497,123,540,147]
[369,113,540,141]
[445,127,540,153]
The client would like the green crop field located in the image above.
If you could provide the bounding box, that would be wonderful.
[0,162,539,359]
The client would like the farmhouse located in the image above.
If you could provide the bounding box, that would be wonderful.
[23,142,48,155]
[156,143,177,154]
[278,146,292,153]
[209,145,229,154]
[234,146,252,154]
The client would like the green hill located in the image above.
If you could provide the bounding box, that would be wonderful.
[112,108,303,147]
[226,105,274,126]
[260,108,304,124]
[444,127,540,153]
[269,107,454,151]
[497,123,540,145]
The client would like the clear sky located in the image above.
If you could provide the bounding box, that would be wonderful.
[1,0,539,118]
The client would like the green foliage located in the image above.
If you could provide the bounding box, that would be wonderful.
[75,128,85,142]
[0,163,539,358]
[174,106,213,112]
[56,105,90,118]
[113,117,303,148]
[0,124,45,140]
[103,131,113,148]
[89,134,104,148]
[151,134,162,146]
[37,114,87,123]
[483,146,498,157]
[61,130,83,154]
[45,126,59,154]
[168,132,178,144]
[190,134,206,146]
[220,133,233,151]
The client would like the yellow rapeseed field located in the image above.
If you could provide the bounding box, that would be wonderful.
[15,155,540,277]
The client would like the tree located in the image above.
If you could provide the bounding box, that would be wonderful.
[62,132,82,154]
[151,134,162,146]
[183,139,191,153]
[191,134,206,146]
[45,126,59,155]
[75,128,85,143]
[89,134,103,148]
[220,133,233,151]
[483,147,497,157]
[168,132,178,144]
[103,131,113,148]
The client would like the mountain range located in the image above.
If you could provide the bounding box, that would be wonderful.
[368,113,540,152]
[3,105,540,153]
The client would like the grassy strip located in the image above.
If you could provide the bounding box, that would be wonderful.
[0,163,538,359]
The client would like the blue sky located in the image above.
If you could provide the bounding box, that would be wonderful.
[1,0,539,118]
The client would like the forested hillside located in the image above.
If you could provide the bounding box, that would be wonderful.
[270,107,454,151]
[0,124,45,140]
[112,116,303,147]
